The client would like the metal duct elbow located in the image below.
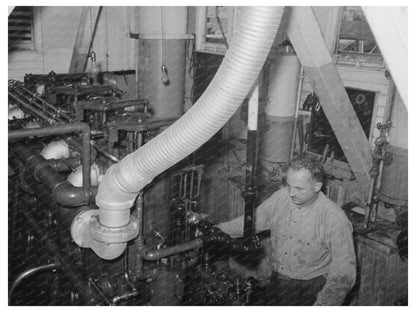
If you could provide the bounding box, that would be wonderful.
[79,7,285,259]
[40,140,71,160]
[67,163,101,187]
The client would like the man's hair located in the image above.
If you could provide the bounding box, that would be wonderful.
[289,155,324,183]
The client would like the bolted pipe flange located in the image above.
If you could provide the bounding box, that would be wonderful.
[89,215,140,244]
[70,209,99,248]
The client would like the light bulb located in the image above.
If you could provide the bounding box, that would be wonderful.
[161,64,170,86]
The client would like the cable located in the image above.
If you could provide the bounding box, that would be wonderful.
[160,7,170,85]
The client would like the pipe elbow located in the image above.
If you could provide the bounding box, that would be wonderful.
[95,163,152,227]
[53,182,97,207]
[40,140,71,160]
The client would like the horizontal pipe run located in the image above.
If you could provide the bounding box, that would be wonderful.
[91,141,119,163]
[20,85,73,122]
[8,122,89,140]
[9,263,59,304]
[10,85,66,123]
[24,70,136,83]
[20,210,104,305]
[13,143,96,207]
[9,122,91,193]
[47,157,82,172]
[53,183,98,207]
[140,238,203,261]
[79,98,149,112]
[8,91,55,125]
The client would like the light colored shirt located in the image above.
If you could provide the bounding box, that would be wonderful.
[218,188,356,305]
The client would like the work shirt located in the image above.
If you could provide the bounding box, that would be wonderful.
[217,188,356,305]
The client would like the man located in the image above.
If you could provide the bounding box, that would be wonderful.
[217,155,356,305]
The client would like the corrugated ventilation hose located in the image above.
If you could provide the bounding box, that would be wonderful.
[90,6,285,258]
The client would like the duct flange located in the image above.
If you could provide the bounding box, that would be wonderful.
[71,209,132,260]
[71,209,99,248]
[89,215,139,244]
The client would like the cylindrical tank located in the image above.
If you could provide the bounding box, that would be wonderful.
[261,49,300,163]
[378,90,408,206]
[136,7,187,119]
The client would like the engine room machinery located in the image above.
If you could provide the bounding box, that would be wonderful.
[8,71,264,306]
[8,6,287,305]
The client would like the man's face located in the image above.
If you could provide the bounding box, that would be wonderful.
[287,168,322,207]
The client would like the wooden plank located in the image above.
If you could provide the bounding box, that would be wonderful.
[287,6,372,194]
[68,7,103,74]
[362,7,408,107]
[68,7,90,73]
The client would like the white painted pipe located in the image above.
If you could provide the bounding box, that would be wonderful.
[67,163,101,187]
[40,140,71,160]
[8,106,25,120]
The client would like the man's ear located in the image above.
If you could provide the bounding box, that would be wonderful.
[314,181,323,192]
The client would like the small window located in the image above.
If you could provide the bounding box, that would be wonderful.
[8,6,35,51]
[195,6,237,55]
[337,6,379,55]
[305,88,375,162]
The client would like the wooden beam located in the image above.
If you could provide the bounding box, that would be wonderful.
[362,7,408,108]
[287,6,372,194]
[69,7,102,74]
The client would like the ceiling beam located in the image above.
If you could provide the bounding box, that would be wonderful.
[362,6,408,108]
[68,7,102,74]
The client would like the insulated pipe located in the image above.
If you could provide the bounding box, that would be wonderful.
[41,140,71,160]
[9,122,91,193]
[96,7,285,230]
[140,238,203,261]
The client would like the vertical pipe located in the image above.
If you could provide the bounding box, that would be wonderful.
[243,84,259,249]
[81,129,91,194]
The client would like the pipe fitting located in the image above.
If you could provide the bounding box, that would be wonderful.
[40,140,71,160]
[140,238,203,261]
[71,209,138,260]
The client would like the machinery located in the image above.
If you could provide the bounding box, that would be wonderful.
[8,6,285,305]
[8,71,260,306]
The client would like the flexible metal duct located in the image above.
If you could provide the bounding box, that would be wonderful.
[82,7,285,259]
